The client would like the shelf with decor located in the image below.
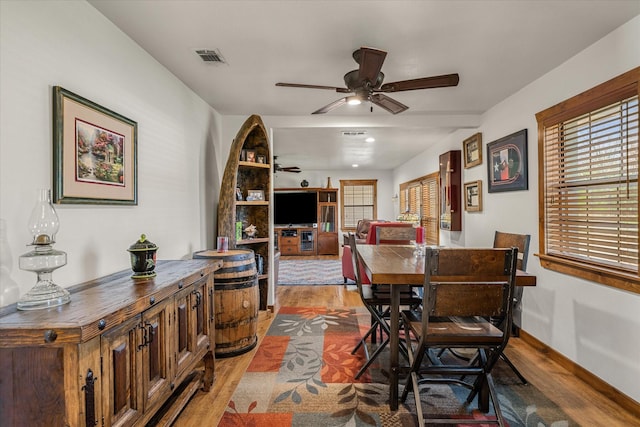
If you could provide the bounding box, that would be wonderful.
[217,115,272,310]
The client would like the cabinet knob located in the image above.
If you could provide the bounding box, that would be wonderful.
[150,296,155,305]
[178,281,184,289]
[44,329,57,343]
[98,319,107,330]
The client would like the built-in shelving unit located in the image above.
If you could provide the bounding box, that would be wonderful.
[218,115,272,310]
[274,187,338,256]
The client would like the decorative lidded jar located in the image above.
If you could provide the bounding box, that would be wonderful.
[127,234,158,278]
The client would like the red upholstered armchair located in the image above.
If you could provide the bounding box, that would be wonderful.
[341,221,414,284]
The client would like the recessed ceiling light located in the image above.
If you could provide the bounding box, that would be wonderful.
[365,137,375,143]
[352,164,359,168]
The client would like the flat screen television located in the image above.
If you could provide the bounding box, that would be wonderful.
[274,192,317,226]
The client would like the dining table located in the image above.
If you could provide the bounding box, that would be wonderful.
[355,244,537,410]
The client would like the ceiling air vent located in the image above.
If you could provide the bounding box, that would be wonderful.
[195,49,227,64]
[341,130,367,137]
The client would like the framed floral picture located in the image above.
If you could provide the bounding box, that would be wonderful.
[53,86,137,204]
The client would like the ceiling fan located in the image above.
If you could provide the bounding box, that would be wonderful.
[276,47,459,115]
[273,156,301,173]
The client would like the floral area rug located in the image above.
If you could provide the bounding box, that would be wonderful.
[278,259,345,285]
[219,306,577,427]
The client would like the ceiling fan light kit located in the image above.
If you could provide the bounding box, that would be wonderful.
[276,46,459,115]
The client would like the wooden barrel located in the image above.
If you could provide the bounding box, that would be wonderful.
[193,249,258,358]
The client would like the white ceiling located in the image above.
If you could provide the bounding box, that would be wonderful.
[88,0,639,171]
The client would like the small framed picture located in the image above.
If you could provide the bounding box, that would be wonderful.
[464,180,482,212]
[257,155,266,164]
[235,187,243,201]
[245,150,256,163]
[246,189,264,201]
[463,132,482,169]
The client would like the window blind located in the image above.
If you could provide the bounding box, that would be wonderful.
[420,173,439,245]
[543,95,639,272]
[341,180,377,229]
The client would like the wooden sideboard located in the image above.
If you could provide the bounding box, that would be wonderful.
[0,259,221,427]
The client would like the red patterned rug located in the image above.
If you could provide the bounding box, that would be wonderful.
[219,306,577,426]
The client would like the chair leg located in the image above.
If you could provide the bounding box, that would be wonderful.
[354,336,390,379]
[500,352,528,384]
[352,321,378,355]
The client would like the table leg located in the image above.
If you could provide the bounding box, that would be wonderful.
[389,285,400,410]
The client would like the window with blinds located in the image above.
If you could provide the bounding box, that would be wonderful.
[340,179,377,230]
[420,173,439,245]
[399,172,439,245]
[536,67,639,293]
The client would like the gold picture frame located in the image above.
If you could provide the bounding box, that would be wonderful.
[464,180,482,212]
[53,86,137,205]
[246,189,264,201]
[463,132,482,169]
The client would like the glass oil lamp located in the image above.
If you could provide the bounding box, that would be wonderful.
[17,189,70,310]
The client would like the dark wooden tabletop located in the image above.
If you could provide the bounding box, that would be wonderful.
[356,244,536,286]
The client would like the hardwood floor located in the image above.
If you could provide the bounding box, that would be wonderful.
[174,285,639,427]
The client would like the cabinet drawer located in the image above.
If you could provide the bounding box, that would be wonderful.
[280,237,298,245]
[280,245,297,255]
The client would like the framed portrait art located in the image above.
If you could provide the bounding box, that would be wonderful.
[53,86,137,204]
[463,132,482,168]
[464,180,482,212]
[486,129,528,193]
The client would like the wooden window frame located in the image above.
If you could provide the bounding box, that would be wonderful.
[340,179,377,231]
[536,67,639,294]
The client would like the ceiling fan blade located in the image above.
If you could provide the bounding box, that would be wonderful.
[276,82,350,93]
[312,97,348,114]
[356,47,387,87]
[370,93,409,114]
[379,73,460,92]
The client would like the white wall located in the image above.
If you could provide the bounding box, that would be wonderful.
[394,16,640,402]
[0,1,222,306]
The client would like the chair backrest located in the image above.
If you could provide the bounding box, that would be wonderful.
[422,247,518,332]
[493,231,530,271]
[376,226,417,245]
[347,233,366,297]
[355,219,375,239]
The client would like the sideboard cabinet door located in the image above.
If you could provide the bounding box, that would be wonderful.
[140,298,173,414]
[101,315,143,427]
[174,276,212,378]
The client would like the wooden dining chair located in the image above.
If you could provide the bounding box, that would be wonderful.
[400,247,518,426]
[493,230,530,384]
[494,231,530,332]
[346,233,421,379]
